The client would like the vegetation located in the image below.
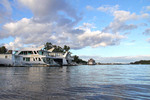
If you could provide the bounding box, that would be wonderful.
[130,60,150,64]
[44,42,70,52]
[72,55,87,64]
[0,46,7,54]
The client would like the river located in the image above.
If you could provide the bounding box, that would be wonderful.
[0,65,150,100]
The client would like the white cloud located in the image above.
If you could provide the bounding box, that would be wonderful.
[146,6,150,11]
[97,5,150,34]
[86,5,94,10]
[4,37,23,50]
[77,28,125,48]
[113,10,138,22]
[102,10,150,33]
[97,5,119,13]
[0,1,127,50]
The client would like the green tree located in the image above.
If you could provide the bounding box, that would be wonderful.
[73,55,87,64]
[63,45,70,52]
[44,42,70,52]
[53,45,64,52]
[0,46,7,54]
[44,42,53,50]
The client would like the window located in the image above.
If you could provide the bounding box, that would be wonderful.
[19,51,27,55]
[39,58,41,61]
[19,51,23,55]
[5,56,7,59]
[28,51,33,55]
[23,57,25,61]
[26,58,30,61]
[34,51,37,54]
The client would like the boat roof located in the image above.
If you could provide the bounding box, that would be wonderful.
[15,47,43,51]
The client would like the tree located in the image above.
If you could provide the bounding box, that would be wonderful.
[0,46,7,54]
[53,45,64,52]
[73,55,87,64]
[44,42,53,50]
[63,45,70,52]
[44,42,70,52]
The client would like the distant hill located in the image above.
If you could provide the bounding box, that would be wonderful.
[130,60,150,64]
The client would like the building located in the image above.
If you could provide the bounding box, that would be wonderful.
[0,54,13,66]
[88,58,96,65]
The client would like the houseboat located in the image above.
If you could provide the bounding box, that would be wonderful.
[14,47,60,66]
[0,47,74,66]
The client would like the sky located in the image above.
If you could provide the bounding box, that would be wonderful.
[0,0,150,63]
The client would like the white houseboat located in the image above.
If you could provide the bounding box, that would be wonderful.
[0,47,74,66]
[13,47,59,66]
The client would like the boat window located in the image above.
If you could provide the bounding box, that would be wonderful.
[5,56,7,59]
[39,58,41,61]
[14,51,18,54]
[33,58,35,61]
[34,51,37,54]
[26,58,30,61]
[19,51,23,55]
[19,51,28,55]
[38,51,43,55]
[23,57,25,61]
[28,51,33,55]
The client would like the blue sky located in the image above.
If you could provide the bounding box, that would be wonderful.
[0,0,150,63]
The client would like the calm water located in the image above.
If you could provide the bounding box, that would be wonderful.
[0,65,150,100]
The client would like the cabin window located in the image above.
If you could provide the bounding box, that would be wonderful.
[34,51,37,54]
[38,51,43,55]
[33,58,35,61]
[28,51,33,55]
[19,51,23,55]
[23,58,25,61]
[26,58,30,61]
[14,51,18,54]
[39,58,41,61]
[19,51,27,55]
[5,56,7,59]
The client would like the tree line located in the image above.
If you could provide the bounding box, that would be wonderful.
[44,42,70,52]
[130,60,150,64]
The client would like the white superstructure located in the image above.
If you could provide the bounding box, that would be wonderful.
[13,47,58,66]
[0,54,13,66]
[48,50,74,65]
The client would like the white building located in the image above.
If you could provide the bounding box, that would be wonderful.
[0,54,13,66]
[88,58,96,65]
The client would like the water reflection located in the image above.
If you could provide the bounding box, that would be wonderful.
[0,65,150,99]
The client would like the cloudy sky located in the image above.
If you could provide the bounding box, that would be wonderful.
[0,0,150,63]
